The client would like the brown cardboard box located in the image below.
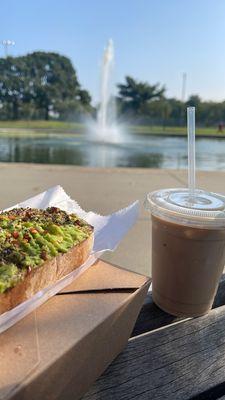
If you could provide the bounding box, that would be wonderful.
[0,260,150,400]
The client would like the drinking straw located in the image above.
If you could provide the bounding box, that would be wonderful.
[187,107,195,197]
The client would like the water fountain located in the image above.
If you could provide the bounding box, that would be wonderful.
[90,39,122,143]
[97,39,114,136]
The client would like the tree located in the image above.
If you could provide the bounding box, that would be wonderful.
[78,89,92,107]
[25,52,91,120]
[186,95,201,109]
[0,52,92,120]
[117,76,165,116]
[0,57,29,119]
[167,98,184,126]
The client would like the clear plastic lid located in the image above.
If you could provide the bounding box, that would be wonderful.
[146,188,225,228]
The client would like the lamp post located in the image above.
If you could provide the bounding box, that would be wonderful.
[181,72,187,102]
[180,72,187,126]
[1,40,15,57]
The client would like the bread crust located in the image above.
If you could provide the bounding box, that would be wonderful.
[0,232,94,315]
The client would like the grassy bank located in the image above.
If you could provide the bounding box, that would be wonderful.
[0,120,83,130]
[128,125,220,136]
[0,120,84,132]
[0,120,223,137]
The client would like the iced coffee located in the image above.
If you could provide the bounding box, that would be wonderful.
[147,188,225,317]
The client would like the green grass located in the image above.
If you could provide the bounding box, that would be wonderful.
[0,120,84,131]
[128,125,220,136]
[0,120,85,137]
[0,120,222,137]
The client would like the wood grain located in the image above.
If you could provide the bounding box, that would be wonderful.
[84,304,225,399]
[83,274,225,400]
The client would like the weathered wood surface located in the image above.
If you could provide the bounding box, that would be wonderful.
[84,305,225,399]
[131,294,184,337]
[83,274,225,400]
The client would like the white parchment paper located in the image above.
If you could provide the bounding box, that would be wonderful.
[0,185,139,333]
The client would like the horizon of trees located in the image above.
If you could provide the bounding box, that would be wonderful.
[117,76,225,127]
[0,51,225,127]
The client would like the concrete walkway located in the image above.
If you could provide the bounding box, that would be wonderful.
[1,163,225,276]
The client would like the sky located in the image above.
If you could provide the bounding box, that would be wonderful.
[1,0,225,104]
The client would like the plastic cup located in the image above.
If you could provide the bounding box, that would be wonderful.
[146,188,225,317]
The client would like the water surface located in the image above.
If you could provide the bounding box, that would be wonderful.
[0,133,224,170]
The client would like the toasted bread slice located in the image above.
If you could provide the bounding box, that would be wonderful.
[0,232,93,315]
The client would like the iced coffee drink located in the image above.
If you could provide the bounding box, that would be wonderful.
[147,188,225,317]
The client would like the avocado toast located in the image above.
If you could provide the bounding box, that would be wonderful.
[0,207,94,314]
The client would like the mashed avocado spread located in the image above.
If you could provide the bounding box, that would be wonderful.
[0,207,93,293]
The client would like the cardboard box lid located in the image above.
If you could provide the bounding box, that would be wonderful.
[0,260,150,400]
[61,259,149,293]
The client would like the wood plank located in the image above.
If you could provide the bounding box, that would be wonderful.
[212,273,225,308]
[83,303,225,400]
[131,294,183,337]
[132,273,225,337]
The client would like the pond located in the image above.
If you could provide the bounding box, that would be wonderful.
[0,132,225,170]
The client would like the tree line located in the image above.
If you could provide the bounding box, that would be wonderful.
[117,76,225,127]
[0,52,224,127]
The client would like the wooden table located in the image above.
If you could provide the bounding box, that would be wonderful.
[84,275,225,400]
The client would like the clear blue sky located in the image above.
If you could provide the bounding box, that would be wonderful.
[1,0,225,104]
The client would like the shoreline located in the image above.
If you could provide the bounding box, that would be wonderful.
[0,128,224,139]
[0,122,224,139]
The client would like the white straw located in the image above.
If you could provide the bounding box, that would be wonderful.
[187,107,195,196]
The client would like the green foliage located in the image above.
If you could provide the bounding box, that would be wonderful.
[186,95,201,108]
[1,53,225,128]
[117,76,225,127]
[117,76,165,116]
[0,52,92,120]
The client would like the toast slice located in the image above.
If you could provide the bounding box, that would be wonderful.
[0,207,94,315]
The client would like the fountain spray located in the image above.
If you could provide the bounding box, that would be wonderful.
[97,39,114,136]
[87,38,125,144]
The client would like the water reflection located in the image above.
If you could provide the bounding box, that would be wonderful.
[0,137,86,165]
[0,134,224,170]
[119,153,164,168]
